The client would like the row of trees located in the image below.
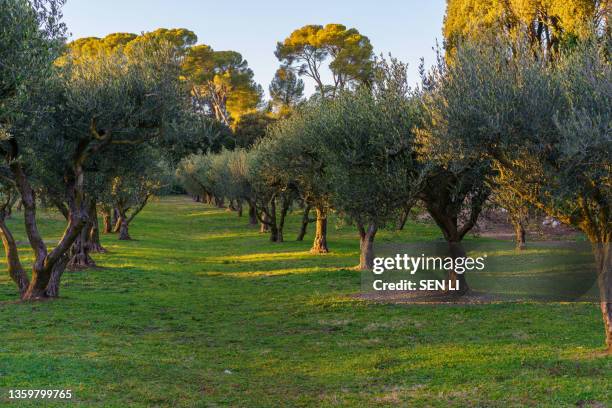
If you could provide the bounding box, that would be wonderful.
[177,56,488,293]
[0,0,227,299]
[1,0,609,351]
[178,34,610,350]
[0,0,378,302]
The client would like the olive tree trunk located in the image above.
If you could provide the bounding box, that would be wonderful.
[112,207,120,232]
[68,218,96,268]
[11,161,88,300]
[260,214,270,232]
[593,243,611,353]
[256,196,290,243]
[297,205,312,241]
[514,222,526,250]
[88,209,106,253]
[69,200,103,269]
[236,200,243,217]
[311,207,329,253]
[275,197,290,243]
[102,207,113,233]
[358,223,377,270]
[248,201,258,226]
[44,254,70,298]
[0,213,29,297]
[118,213,131,240]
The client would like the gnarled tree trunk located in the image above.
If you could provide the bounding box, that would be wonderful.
[268,199,280,242]
[358,223,377,270]
[68,219,96,269]
[88,209,106,253]
[425,204,471,296]
[260,216,270,233]
[69,200,103,269]
[0,213,29,297]
[275,197,290,243]
[297,205,312,241]
[112,207,120,232]
[45,254,70,298]
[118,213,131,240]
[513,221,526,250]
[311,207,329,253]
[102,207,113,233]
[236,199,243,217]
[419,169,488,297]
[593,243,611,353]
[397,202,414,231]
[256,196,289,243]
[114,194,150,241]
[248,201,258,226]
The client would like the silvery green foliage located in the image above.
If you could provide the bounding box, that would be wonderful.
[311,58,420,228]
[176,154,214,198]
[0,0,65,122]
[0,0,66,204]
[255,105,330,211]
[552,41,611,240]
[422,35,610,242]
[248,135,297,208]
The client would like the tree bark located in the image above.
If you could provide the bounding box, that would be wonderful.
[236,200,243,217]
[248,201,258,226]
[68,218,96,269]
[397,203,414,231]
[11,157,88,300]
[69,200,105,269]
[268,199,281,242]
[311,207,329,253]
[45,254,70,298]
[88,210,106,252]
[0,216,29,297]
[118,215,131,240]
[594,243,611,353]
[260,213,270,232]
[273,197,291,243]
[269,224,280,242]
[514,221,526,250]
[358,223,377,270]
[112,207,120,232]
[102,208,112,233]
[297,205,311,241]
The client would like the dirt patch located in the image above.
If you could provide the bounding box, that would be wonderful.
[471,209,579,241]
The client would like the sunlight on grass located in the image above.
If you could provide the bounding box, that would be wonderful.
[0,196,609,407]
[198,266,343,278]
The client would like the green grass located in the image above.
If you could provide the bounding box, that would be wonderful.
[0,196,609,407]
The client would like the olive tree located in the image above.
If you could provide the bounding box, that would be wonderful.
[176,154,215,204]
[317,59,420,269]
[425,37,611,350]
[224,149,257,224]
[416,74,492,294]
[248,139,298,242]
[262,105,333,252]
[0,2,184,299]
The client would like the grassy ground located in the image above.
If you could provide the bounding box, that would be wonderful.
[0,196,610,407]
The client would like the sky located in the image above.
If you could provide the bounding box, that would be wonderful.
[61,0,447,98]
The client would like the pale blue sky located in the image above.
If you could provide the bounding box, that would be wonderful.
[62,0,447,97]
